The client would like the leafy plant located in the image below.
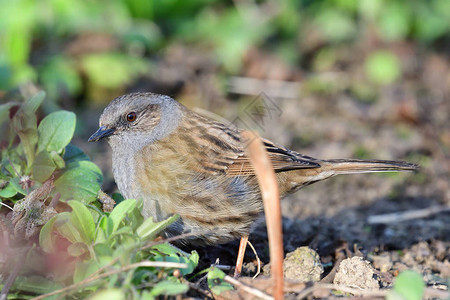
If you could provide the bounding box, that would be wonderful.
[37,199,199,298]
[0,91,203,298]
[207,267,233,295]
[0,91,102,205]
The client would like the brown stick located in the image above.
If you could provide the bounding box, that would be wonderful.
[224,275,274,300]
[234,236,248,277]
[242,131,284,300]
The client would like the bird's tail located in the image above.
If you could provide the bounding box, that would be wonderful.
[322,159,419,175]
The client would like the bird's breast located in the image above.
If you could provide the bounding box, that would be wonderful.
[111,145,141,200]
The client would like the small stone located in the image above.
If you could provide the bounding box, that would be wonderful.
[392,262,409,273]
[262,263,271,276]
[242,262,257,275]
[371,253,393,272]
[283,246,323,282]
[334,257,379,290]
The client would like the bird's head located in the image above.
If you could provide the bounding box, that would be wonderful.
[88,92,182,150]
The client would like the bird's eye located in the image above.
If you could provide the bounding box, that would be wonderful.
[126,112,136,122]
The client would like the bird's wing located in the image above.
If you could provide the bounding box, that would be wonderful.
[188,118,321,176]
[224,138,321,176]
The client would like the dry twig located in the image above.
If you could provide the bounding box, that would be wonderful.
[242,130,284,300]
[296,283,387,299]
[247,239,261,279]
[367,205,450,224]
[224,275,274,300]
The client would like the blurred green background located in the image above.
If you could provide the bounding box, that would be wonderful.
[1,0,449,107]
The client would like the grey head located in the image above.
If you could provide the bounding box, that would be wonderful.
[88,92,182,151]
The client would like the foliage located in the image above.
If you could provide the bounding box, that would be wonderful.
[0,0,448,105]
[0,91,203,298]
[0,91,102,204]
[387,270,425,300]
[37,199,199,298]
[207,267,233,295]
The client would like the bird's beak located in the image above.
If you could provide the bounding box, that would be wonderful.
[88,126,115,142]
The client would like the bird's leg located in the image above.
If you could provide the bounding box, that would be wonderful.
[233,235,248,277]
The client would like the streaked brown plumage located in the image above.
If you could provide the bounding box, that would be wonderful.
[89,92,419,246]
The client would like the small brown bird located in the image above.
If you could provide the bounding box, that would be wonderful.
[89,92,418,246]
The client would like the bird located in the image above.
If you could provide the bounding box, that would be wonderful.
[88,92,418,247]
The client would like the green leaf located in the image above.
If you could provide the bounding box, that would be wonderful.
[50,151,65,169]
[96,225,107,244]
[207,267,233,295]
[110,226,135,241]
[112,192,125,203]
[39,215,58,252]
[150,280,189,296]
[136,214,179,240]
[10,91,45,168]
[0,181,18,198]
[0,177,26,198]
[151,243,183,258]
[99,215,114,237]
[173,250,199,276]
[12,112,38,168]
[140,291,155,300]
[389,270,425,300]
[185,251,199,275]
[68,200,95,244]
[2,152,22,178]
[32,151,57,182]
[68,242,88,257]
[23,91,45,114]
[8,177,26,195]
[150,247,198,276]
[108,199,137,233]
[58,222,83,244]
[55,161,103,203]
[93,243,114,265]
[153,255,181,265]
[0,102,17,126]
[37,110,76,153]
[93,242,113,257]
[13,275,63,295]
[46,212,83,244]
[73,261,100,284]
[63,144,90,164]
[89,289,125,300]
